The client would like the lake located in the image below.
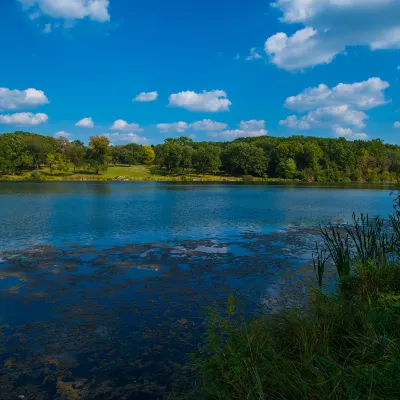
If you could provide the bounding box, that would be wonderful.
[0,183,395,399]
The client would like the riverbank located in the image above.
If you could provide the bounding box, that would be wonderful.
[1,164,399,185]
[0,164,290,183]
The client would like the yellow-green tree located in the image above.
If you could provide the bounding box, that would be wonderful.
[142,145,155,165]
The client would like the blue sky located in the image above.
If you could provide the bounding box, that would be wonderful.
[1,0,400,144]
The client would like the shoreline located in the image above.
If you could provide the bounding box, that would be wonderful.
[0,176,398,189]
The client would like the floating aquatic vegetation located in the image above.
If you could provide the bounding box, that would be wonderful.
[0,227,322,398]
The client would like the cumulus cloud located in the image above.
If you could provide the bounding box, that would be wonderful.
[246,48,263,61]
[18,0,110,22]
[394,121,400,128]
[285,78,389,112]
[265,0,400,70]
[212,120,268,139]
[133,91,158,102]
[333,126,368,140]
[281,105,368,130]
[189,119,228,131]
[110,119,143,132]
[157,119,228,134]
[0,88,49,111]
[75,117,94,128]
[103,132,148,143]
[157,122,189,133]
[281,77,390,138]
[54,131,71,138]
[169,90,231,112]
[0,112,48,126]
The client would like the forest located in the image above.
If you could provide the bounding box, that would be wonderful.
[1,130,400,182]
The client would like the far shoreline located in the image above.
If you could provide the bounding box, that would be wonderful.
[0,177,398,190]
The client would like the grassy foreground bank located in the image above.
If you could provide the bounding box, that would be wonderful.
[0,165,288,183]
[176,201,400,399]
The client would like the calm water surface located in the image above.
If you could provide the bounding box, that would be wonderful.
[0,183,395,399]
[0,182,394,250]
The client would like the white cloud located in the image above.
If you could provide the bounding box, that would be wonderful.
[235,53,240,60]
[0,88,49,110]
[246,48,263,61]
[212,120,268,139]
[157,122,189,133]
[394,121,400,128]
[397,66,400,70]
[133,91,158,102]
[110,119,143,132]
[157,119,228,133]
[265,0,400,70]
[55,131,71,138]
[169,90,232,112]
[42,23,52,33]
[285,78,389,112]
[18,0,110,22]
[333,125,368,140]
[0,112,48,126]
[281,77,390,137]
[238,120,266,131]
[281,105,368,130]
[75,117,94,128]
[280,115,311,130]
[104,132,148,143]
[189,119,228,131]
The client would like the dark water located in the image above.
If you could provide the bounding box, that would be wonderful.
[0,183,395,399]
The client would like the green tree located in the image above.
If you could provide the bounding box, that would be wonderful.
[87,136,111,175]
[24,135,55,172]
[158,142,183,174]
[47,153,71,174]
[303,142,323,170]
[223,142,267,176]
[124,143,142,165]
[193,144,221,175]
[180,145,194,172]
[66,141,86,172]
[0,133,33,174]
[277,158,297,179]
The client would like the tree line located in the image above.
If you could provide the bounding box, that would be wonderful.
[1,131,400,182]
[0,131,155,176]
[154,135,400,182]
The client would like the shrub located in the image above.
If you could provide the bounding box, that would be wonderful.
[242,175,254,182]
[30,170,41,180]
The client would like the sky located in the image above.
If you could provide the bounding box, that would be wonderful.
[1,0,400,145]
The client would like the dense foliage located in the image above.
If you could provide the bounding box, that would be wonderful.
[154,135,400,182]
[179,201,400,399]
[1,131,400,182]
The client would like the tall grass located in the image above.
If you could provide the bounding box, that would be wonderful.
[176,202,400,400]
[314,211,400,290]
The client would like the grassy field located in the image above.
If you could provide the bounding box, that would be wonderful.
[0,165,262,182]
